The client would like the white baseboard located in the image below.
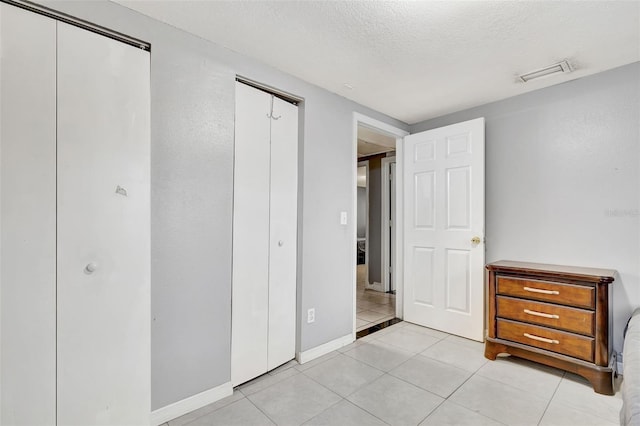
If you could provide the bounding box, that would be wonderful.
[296,333,353,364]
[150,381,233,426]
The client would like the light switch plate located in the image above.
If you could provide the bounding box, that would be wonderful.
[340,211,348,225]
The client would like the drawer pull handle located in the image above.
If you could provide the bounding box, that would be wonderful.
[523,286,559,295]
[524,309,559,319]
[524,333,559,344]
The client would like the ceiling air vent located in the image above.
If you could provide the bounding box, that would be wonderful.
[519,60,573,83]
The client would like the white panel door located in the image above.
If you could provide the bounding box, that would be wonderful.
[267,96,298,371]
[231,82,272,385]
[57,22,150,425]
[403,118,485,341]
[0,5,57,425]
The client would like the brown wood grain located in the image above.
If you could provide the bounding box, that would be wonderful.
[497,277,595,309]
[487,268,497,339]
[496,296,594,336]
[595,284,609,366]
[497,319,594,362]
[487,260,616,283]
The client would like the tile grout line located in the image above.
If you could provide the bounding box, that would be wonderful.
[299,352,420,425]
[444,399,511,426]
[416,397,447,425]
[547,372,622,425]
[243,392,280,426]
[296,371,380,425]
[345,374,397,426]
[340,342,405,374]
[429,354,511,426]
[179,395,246,426]
[290,362,381,425]
[536,371,566,426]
[386,367,448,401]
[374,332,446,357]
[351,371,447,426]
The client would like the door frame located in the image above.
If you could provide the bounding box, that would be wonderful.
[381,156,396,294]
[351,113,408,339]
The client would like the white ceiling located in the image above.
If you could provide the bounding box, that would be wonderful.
[115,0,640,124]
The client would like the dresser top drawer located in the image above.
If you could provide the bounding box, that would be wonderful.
[497,276,594,309]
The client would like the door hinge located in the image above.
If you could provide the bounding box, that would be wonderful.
[389,266,392,274]
[389,220,393,228]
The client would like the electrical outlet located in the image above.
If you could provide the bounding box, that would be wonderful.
[307,308,315,324]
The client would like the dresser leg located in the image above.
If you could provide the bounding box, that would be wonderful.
[579,369,614,395]
[484,340,507,361]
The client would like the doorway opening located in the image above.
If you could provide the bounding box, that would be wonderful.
[352,114,408,338]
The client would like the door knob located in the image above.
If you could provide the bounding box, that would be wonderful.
[278,240,284,247]
[471,236,482,244]
[84,262,98,274]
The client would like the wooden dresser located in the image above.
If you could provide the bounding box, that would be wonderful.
[485,260,616,395]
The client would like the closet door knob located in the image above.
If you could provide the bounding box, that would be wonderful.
[84,262,98,274]
[278,240,284,247]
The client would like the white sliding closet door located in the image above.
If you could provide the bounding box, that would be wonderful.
[56,23,150,425]
[0,5,57,425]
[1,4,150,425]
[232,82,298,385]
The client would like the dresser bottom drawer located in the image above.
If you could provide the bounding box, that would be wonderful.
[496,319,594,362]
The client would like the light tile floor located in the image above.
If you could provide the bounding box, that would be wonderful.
[356,264,396,332]
[163,321,623,426]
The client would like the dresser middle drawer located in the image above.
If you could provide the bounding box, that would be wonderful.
[496,296,594,336]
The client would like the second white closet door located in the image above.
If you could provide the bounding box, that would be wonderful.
[231,82,297,385]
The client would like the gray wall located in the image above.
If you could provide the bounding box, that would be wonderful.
[411,62,640,355]
[45,0,408,411]
[368,158,382,284]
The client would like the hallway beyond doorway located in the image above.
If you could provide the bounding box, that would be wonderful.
[356,264,395,332]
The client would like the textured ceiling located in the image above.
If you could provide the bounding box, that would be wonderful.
[115,0,640,124]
